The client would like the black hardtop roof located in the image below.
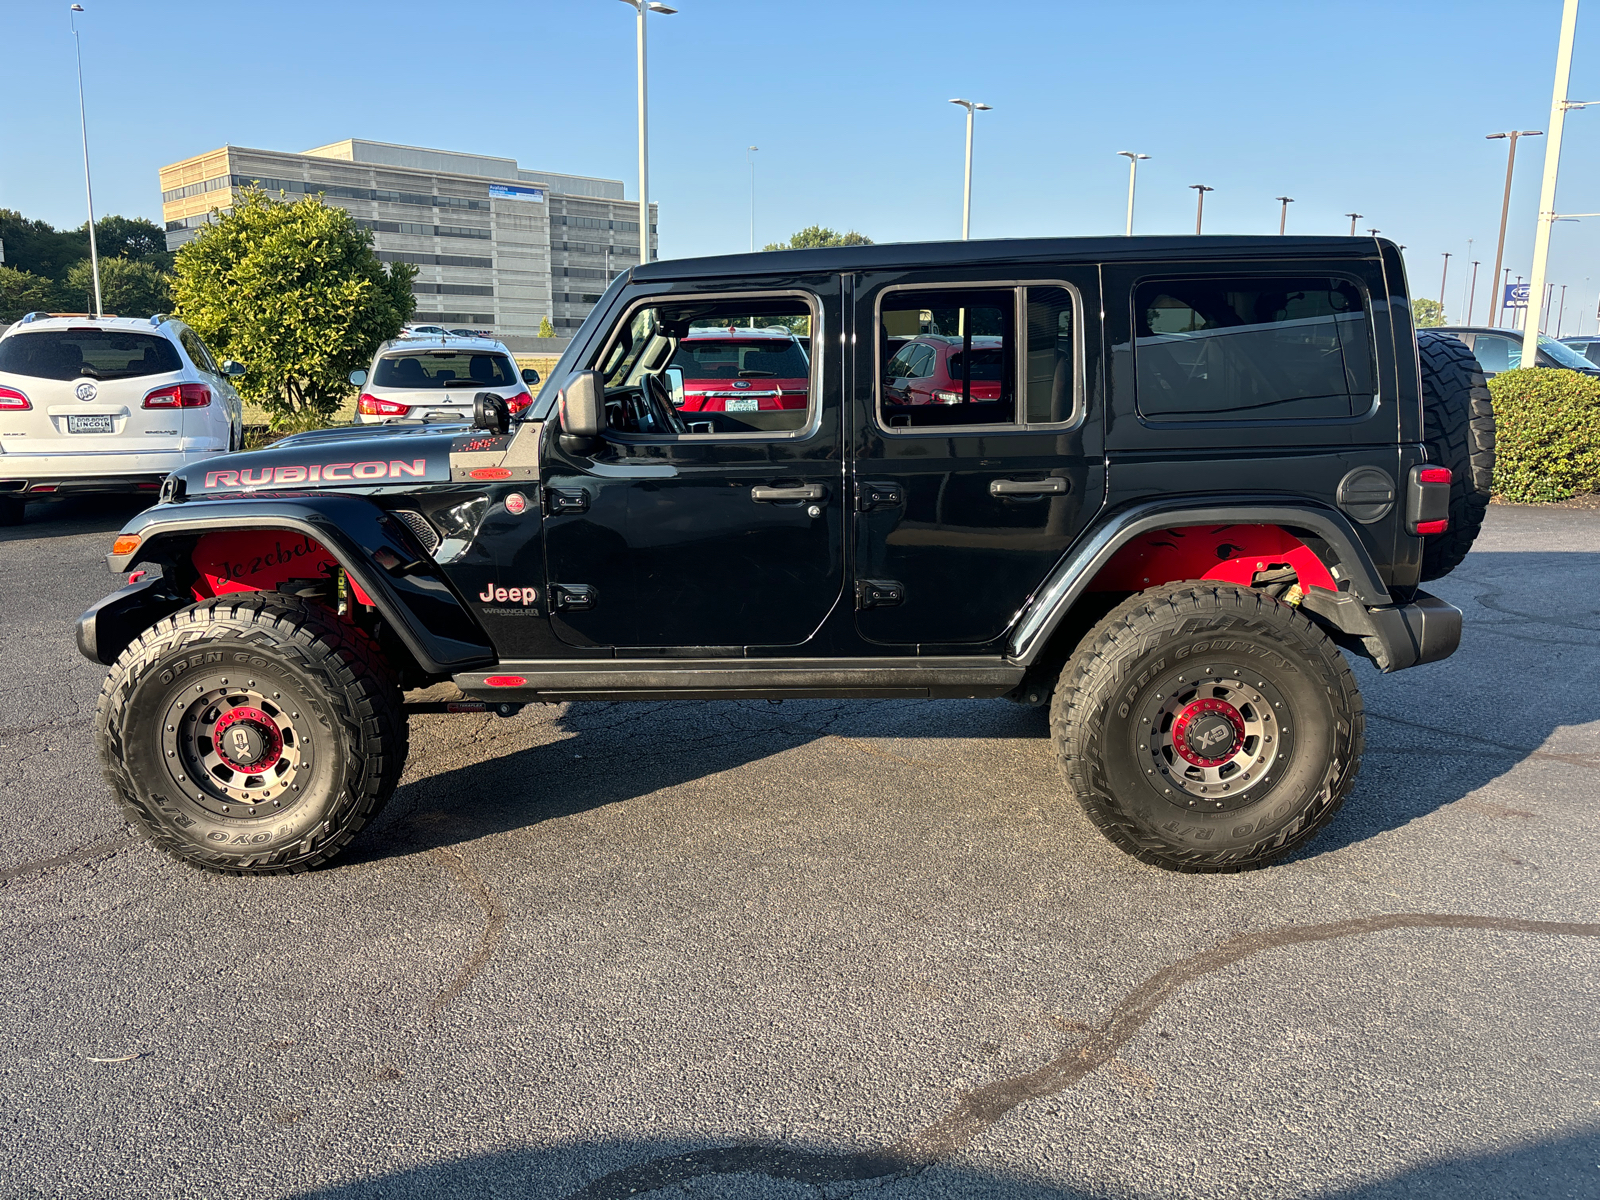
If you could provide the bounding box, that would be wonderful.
[630,234,1393,283]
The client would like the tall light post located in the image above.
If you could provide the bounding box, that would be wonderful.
[1118,151,1150,236]
[1189,184,1213,234]
[69,3,102,318]
[1486,129,1543,327]
[949,99,991,240]
[1466,260,1481,324]
[746,145,758,253]
[1368,228,1381,237]
[1345,212,1363,236]
[618,0,676,265]
[1524,0,1582,361]
[1557,283,1569,335]
[1275,196,1294,235]
[1439,252,1452,313]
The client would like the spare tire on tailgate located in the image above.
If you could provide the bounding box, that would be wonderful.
[1415,330,1496,581]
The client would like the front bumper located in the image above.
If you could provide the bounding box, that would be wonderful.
[0,448,216,495]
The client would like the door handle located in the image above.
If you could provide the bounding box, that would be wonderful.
[989,477,1069,497]
[752,484,827,502]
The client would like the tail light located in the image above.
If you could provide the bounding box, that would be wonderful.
[0,386,31,410]
[358,393,410,417]
[1407,464,1452,535]
[504,389,534,415]
[143,383,211,409]
[931,390,963,404]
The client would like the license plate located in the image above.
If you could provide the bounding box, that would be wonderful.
[67,414,114,434]
[725,398,759,413]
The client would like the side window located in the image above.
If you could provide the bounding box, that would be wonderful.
[1133,276,1375,421]
[877,284,1078,430]
[1471,335,1517,373]
[594,293,817,437]
[178,329,217,375]
[886,343,919,379]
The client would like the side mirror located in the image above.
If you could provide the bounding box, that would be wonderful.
[521,366,541,385]
[473,391,510,435]
[663,366,685,407]
[222,360,246,378]
[348,368,368,386]
[559,369,603,454]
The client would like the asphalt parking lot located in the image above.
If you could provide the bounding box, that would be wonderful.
[2,501,1597,1200]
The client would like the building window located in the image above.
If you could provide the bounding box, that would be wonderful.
[412,283,495,297]
[435,224,492,240]
[376,251,493,269]
[161,175,231,203]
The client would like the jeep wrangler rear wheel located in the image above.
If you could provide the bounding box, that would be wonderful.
[95,594,407,875]
[1051,582,1363,872]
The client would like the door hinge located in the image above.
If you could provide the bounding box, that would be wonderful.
[551,583,597,612]
[546,487,590,515]
[856,579,904,609]
[855,481,904,512]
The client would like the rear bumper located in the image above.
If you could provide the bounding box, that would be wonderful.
[1299,589,1463,672]
[0,449,214,497]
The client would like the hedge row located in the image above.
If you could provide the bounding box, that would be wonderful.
[1488,367,1600,503]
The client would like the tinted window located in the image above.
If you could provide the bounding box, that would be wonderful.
[1025,286,1076,424]
[668,337,809,380]
[880,289,1015,427]
[1471,335,1518,373]
[179,329,217,375]
[374,351,516,389]
[886,344,919,378]
[0,330,183,381]
[1133,277,1375,421]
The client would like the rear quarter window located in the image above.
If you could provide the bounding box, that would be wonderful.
[0,330,184,381]
[1133,277,1376,422]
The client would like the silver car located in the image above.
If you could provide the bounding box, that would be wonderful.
[350,335,538,425]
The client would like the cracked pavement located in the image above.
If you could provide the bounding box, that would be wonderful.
[2,499,1598,1199]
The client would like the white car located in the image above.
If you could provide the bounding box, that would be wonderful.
[0,313,244,525]
[351,335,538,425]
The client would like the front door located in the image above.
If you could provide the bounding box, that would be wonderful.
[850,269,1105,646]
[542,278,844,650]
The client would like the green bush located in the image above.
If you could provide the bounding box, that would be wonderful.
[1489,367,1600,502]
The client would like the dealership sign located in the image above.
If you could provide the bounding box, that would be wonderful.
[1503,283,1530,310]
[488,184,546,203]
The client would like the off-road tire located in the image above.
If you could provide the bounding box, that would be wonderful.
[95,594,407,875]
[0,496,25,526]
[1416,330,1495,581]
[1051,582,1364,873]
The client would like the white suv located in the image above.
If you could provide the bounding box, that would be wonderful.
[0,313,244,525]
[351,334,538,425]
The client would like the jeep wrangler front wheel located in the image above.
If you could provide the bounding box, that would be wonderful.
[1052,582,1363,872]
[95,594,407,875]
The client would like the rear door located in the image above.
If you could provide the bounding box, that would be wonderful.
[849,268,1106,646]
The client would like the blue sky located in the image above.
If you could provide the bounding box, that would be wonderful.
[6,0,1600,332]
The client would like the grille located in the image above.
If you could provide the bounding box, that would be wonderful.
[391,509,441,555]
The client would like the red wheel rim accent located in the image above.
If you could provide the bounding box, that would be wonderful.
[1170,698,1246,768]
[212,706,284,774]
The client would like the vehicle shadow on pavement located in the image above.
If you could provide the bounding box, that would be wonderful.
[0,495,153,544]
[288,1125,1600,1199]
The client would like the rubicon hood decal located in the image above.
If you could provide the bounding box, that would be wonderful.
[180,430,457,494]
[204,458,432,489]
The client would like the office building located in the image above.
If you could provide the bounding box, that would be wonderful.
[159,139,656,347]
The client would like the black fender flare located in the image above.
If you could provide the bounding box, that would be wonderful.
[1006,496,1441,672]
[95,495,494,675]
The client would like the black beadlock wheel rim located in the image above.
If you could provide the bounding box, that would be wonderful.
[1135,661,1293,813]
[158,671,315,821]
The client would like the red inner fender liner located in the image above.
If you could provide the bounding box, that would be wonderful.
[191,530,374,606]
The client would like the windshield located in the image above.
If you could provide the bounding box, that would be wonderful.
[668,338,809,380]
[1538,334,1596,370]
[0,330,183,381]
[373,351,516,389]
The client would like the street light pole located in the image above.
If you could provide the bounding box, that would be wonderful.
[1345,212,1363,236]
[1524,0,1581,361]
[618,0,677,266]
[1189,184,1213,234]
[746,145,758,253]
[1486,128,1543,327]
[1467,260,1481,325]
[1118,151,1150,236]
[1439,252,1452,313]
[1368,228,1381,237]
[1557,283,1569,336]
[69,4,101,318]
[1276,196,1294,235]
[949,99,991,240]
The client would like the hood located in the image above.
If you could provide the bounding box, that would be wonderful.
[173,424,464,497]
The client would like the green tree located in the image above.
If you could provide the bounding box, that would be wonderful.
[0,209,88,281]
[88,215,174,272]
[538,315,556,339]
[0,266,59,322]
[173,189,416,428]
[62,257,173,319]
[763,225,873,252]
[1412,297,1445,327]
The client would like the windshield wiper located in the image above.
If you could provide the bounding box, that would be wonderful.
[77,365,104,380]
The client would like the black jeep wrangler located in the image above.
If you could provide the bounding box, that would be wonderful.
[78,236,1493,876]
